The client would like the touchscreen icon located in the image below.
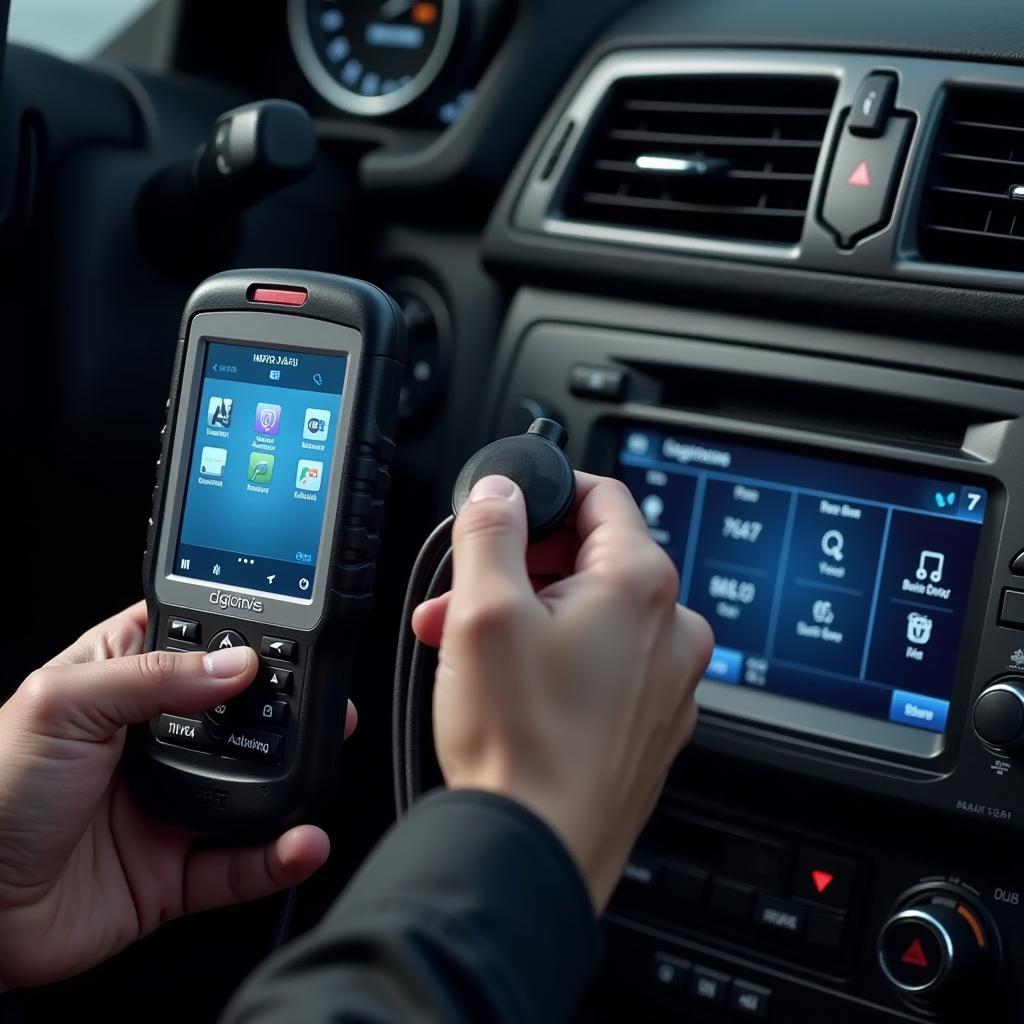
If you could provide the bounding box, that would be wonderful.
[626,432,651,456]
[915,550,945,584]
[303,408,332,442]
[296,459,324,492]
[199,446,228,478]
[640,494,664,526]
[821,529,844,562]
[812,600,835,626]
[254,403,282,436]
[247,452,275,485]
[207,397,233,428]
[907,611,933,645]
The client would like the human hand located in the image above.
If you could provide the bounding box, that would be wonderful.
[0,601,355,990]
[413,473,713,910]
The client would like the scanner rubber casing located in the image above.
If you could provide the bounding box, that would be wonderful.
[128,270,405,836]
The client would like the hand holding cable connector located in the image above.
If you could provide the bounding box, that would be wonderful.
[412,471,714,911]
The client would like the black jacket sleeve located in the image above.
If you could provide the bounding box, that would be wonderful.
[221,790,601,1024]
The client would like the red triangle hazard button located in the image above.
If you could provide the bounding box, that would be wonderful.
[900,938,929,968]
[847,160,871,187]
[811,870,834,894]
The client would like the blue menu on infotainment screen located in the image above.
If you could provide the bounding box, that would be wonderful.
[616,427,988,737]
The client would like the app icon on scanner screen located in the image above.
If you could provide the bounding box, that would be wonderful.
[303,408,332,442]
[248,452,275,485]
[296,459,324,492]
[199,447,228,478]
[207,396,233,428]
[254,403,282,436]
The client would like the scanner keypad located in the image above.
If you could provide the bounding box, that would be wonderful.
[153,618,300,765]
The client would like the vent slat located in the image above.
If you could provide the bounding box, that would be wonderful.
[623,99,833,117]
[929,184,1015,201]
[561,74,837,245]
[610,129,822,150]
[583,192,805,218]
[923,224,1024,244]
[919,87,1024,271]
[939,151,1024,169]
[949,118,1024,136]
[593,159,814,182]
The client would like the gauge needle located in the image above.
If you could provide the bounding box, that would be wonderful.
[379,0,413,19]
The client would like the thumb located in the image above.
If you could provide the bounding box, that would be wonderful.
[449,475,531,615]
[17,646,258,743]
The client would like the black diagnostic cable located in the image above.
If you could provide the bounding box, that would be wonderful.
[271,887,300,950]
[392,517,455,813]
[392,419,576,816]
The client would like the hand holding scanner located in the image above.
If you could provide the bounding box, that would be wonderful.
[128,270,405,835]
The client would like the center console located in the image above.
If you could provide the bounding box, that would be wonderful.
[486,291,1024,1023]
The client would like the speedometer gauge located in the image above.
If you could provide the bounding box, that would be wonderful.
[288,0,461,117]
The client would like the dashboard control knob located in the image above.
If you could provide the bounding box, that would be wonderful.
[389,278,452,426]
[973,679,1024,752]
[878,889,994,1009]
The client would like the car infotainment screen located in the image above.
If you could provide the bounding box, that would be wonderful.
[616,426,988,747]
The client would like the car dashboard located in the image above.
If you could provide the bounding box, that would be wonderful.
[3,0,1024,1021]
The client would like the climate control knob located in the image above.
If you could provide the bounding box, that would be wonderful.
[973,679,1024,752]
[878,890,994,1010]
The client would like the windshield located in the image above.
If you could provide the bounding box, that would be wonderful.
[7,0,159,60]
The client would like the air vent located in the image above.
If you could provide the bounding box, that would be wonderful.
[919,87,1024,272]
[561,75,837,245]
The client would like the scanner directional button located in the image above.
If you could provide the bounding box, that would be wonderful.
[260,636,297,662]
[256,700,288,725]
[208,630,247,653]
[264,667,294,693]
[205,701,235,730]
[168,618,200,644]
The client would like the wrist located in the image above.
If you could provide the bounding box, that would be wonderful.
[447,774,610,911]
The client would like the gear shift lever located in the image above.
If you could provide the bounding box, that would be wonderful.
[137,99,317,273]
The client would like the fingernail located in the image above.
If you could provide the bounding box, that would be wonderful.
[203,646,252,678]
[469,474,515,502]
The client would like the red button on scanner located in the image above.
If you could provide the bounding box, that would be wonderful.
[251,286,308,306]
